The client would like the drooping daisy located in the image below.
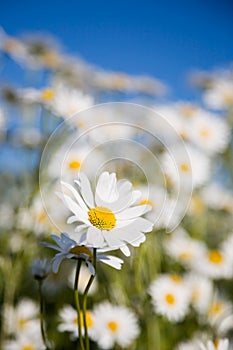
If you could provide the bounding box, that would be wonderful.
[57,171,153,256]
[92,301,140,349]
[41,232,124,274]
[148,274,191,322]
[58,305,95,340]
[161,143,210,190]
[199,338,229,350]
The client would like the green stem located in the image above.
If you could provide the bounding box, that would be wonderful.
[82,249,97,350]
[74,260,85,350]
[38,281,52,350]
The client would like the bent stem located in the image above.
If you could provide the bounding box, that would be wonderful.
[74,259,85,350]
[83,248,97,350]
[38,281,52,350]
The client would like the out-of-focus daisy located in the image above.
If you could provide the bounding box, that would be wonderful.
[188,112,230,155]
[161,144,210,190]
[148,274,191,322]
[4,332,45,350]
[194,247,233,280]
[203,78,233,110]
[207,295,233,329]
[58,305,95,340]
[45,84,94,119]
[4,299,39,337]
[41,232,124,274]
[92,301,140,349]
[222,233,233,263]
[176,338,201,350]
[164,228,206,268]
[58,171,153,256]
[201,184,233,214]
[199,338,229,350]
[47,142,105,182]
[185,273,213,315]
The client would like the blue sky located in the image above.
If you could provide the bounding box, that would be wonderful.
[1,0,233,100]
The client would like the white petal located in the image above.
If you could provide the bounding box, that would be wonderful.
[96,172,119,203]
[120,245,131,256]
[61,181,88,211]
[116,204,151,220]
[75,172,94,208]
[86,226,105,248]
[99,255,124,270]
[56,192,88,223]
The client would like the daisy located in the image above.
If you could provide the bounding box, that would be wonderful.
[185,273,213,315]
[57,171,153,256]
[201,184,233,214]
[188,112,230,155]
[199,338,229,350]
[161,143,210,190]
[148,274,191,322]
[92,301,139,349]
[3,299,39,337]
[58,305,95,340]
[4,332,45,350]
[207,295,233,329]
[194,247,233,280]
[203,78,233,110]
[46,84,94,119]
[164,228,206,268]
[41,232,124,274]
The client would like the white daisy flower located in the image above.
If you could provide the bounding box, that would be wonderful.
[207,295,233,329]
[164,228,206,268]
[185,273,213,315]
[203,78,233,110]
[188,112,230,155]
[4,332,45,350]
[201,184,233,214]
[46,84,94,118]
[194,248,233,280]
[3,299,39,337]
[92,301,140,349]
[148,274,191,322]
[58,305,95,340]
[161,143,210,190]
[58,171,153,256]
[199,338,230,350]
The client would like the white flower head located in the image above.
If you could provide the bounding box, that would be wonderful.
[199,338,230,350]
[203,77,233,110]
[92,301,140,349]
[58,305,95,340]
[57,171,153,256]
[148,274,191,322]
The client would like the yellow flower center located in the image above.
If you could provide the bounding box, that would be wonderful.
[68,160,81,170]
[38,212,47,222]
[209,301,223,316]
[41,88,55,101]
[69,245,93,258]
[88,206,116,230]
[200,128,210,138]
[165,293,176,305]
[223,92,233,104]
[180,163,190,172]
[179,251,192,261]
[22,345,35,350]
[73,311,93,328]
[170,274,182,283]
[17,318,28,330]
[190,195,205,215]
[208,250,223,264]
[108,320,118,332]
[181,105,197,118]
